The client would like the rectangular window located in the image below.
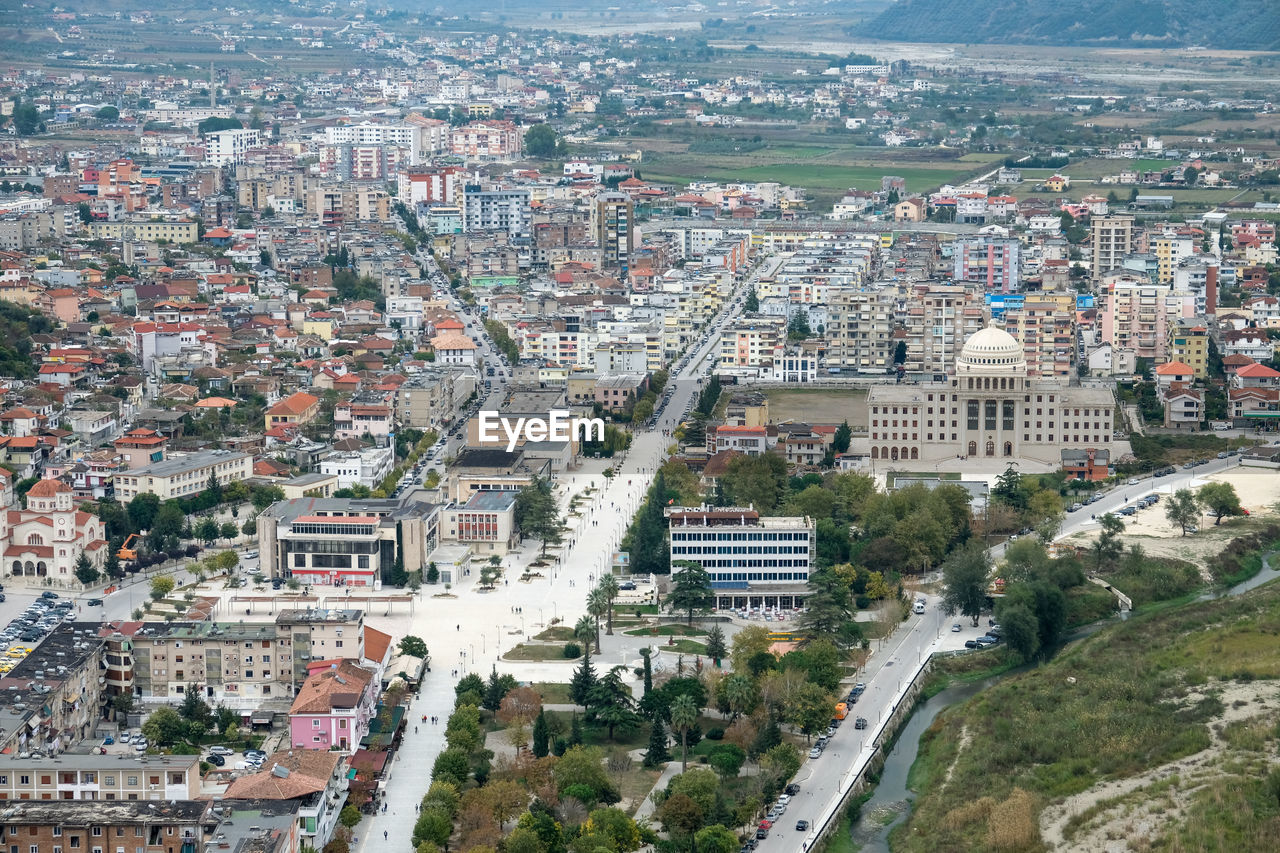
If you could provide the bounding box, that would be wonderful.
[966,400,979,430]
[985,400,997,431]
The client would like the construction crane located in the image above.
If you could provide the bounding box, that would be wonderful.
[117,534,140,562]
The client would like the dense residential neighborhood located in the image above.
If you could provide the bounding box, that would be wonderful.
[0,2,1279,853]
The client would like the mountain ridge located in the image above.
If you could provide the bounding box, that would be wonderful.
[855,0,1280,51]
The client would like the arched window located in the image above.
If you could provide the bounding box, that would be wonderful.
[891,447,899,461]
[27,533,43,546]
[986,440,995,456]
[910,447,919,460]
[968,441,977,456]
[10,560,20,574]
[871,446,879,459]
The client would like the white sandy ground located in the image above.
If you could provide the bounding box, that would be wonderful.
[1038,682,1280,852]
[1062,467,1280,564]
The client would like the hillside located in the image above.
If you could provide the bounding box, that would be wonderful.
[892,552,1280,851]
[856,0,1280,50]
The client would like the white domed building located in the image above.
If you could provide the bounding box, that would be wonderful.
[863,323,1122,467]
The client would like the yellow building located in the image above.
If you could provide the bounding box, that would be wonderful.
[265,391,321,432]
[90,219,198,242]
[303,318,336,341]
[1045,175,1070,192]
[1167,319,1209,379]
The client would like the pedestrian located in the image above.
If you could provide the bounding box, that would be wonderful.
[415,726,418,733]
[384,831,389,841]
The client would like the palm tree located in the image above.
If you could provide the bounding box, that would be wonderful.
[586,586,609,652]
[722,673,755,721]
[598,574,620,635]
[574,614,595,650]
[670,694,698,773]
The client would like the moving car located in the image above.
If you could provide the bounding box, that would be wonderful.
[795,820,810,831]
[86,598,103,606]
[951,623,962,632]
[854,717,868,730]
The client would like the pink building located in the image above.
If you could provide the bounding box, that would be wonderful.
[288,660,378,754]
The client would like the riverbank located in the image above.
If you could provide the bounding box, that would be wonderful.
[885,546,1280,852]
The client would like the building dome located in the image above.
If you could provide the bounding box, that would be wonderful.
[956,324,1027,375]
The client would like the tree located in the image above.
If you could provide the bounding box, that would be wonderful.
[339,805,362,829]
[597,574,620,635]
[705,625,727,664]
[127,492,161,531]
[999,601,1040,661]
[721,674,756,720]
[668,561,714,625]
[786,682,833,743]
[669,694,699,772]
[497,686,542,729]
[515,477,564,556]
[587,666,641,741]
[941,543,990,625]
[195,516,220,545]
[220,522,238,541]
[73,552,99,585]
[569,642,597,706]
[141,707,185,746]
[787,309,812,340]
[644,717,670,767]
[431,749,472,789]
[150,502,185,544]
[692,825,738,853]
[707,743,745,779]
[833,420,852,454]
[150,574,175,601]
[744,287,759,312]
[524,124,558,157]
[531,710,550,758]
[582,807,642,852]
[1198,482,1242,525]
[103,549,124,581]
[412,809,454,850]
[400,636,428,658]
[1165,488,1201,536]
[586,586,609,651]
[445,704,483,753]
[798,567,860,647]
[720,453,789,513]
[1093,513,1126,570]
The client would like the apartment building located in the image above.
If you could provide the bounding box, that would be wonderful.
[0,624,106,755]
[256,498,439,587]
[902,283,987,376]
[129,621,294,709]
[1151,231,1196,283]
[954,237,1020,292]
[1100,281,1175,363]
[1091,214,1136,281]
[449,120,523,159]
[1001,296,1076,379]
[288,660,378,754]
[439,489,519,555]
[332,400,392,441]
[113,450,252,501]
[0,800,210,853]
[395,370,468,430]
[826,288,895,374]
[275,609,366,685]
[593,192,635,274]
[1167,319,1210,379]
[666,506,814,612]
[461,185,531,238]
[396,166,465,205]
[719,315,787,369]
[305,185,391,225]
[206,128,262,166]
[0,754,200,801]
[319,444,394,490]
[89,219,199,243]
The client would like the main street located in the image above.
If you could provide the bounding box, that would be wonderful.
[350,261,756,852]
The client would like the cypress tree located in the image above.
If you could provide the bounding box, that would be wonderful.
[531,710,550,758]
[482,667,504,712]
[569,711,583,747]
[643,718,670,767]
[569,645,597,706]
[641,648,653,696]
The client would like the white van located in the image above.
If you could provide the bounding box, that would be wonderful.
[913,601,926,615]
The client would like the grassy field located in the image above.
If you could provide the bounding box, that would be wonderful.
[890,562,1280,852]
[504,643,577,661]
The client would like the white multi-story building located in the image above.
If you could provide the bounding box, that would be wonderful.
[114,451,253,501]
[320,446,395,490]
[205,128,262,166]
[666,506,814,612]
[461,185,531,238]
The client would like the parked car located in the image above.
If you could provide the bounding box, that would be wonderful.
[40,591,59,600]
[784,783,801,796]
[1118,506,1137,516]
[951,623,962,632]
[965,639,979,649]
[209,746,235,756]
[207,754,225,767]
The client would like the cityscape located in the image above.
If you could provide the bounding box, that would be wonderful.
[1,2,1280,852]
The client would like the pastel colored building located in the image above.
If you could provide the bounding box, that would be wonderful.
[288,659,379,753]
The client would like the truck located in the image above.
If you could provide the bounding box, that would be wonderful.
[833,702,848,720]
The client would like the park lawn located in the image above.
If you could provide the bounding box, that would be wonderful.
[668,639,710,655]
[623,624,706,637]
[505,644,578,662]
[533,626,576,642]
[530,682,574,705]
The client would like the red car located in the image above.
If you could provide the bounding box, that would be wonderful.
[758,819,772,830]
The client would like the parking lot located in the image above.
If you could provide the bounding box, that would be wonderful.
[0,591,85,672]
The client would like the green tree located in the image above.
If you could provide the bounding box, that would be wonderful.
[582,807,642,852]
[127,492,161,531]
[141,707,185,746]
[1197,482,1242,525]
[569,641,597,706]
[1093,513,1126,569]
[430,749,471,789]
[707,743,745,779]
[531,709,550,758]
[998,601,1040,661]
[399,636,428,658]
[1165,488,1201,536]
[705,624,727,664]
[694,825,740,853]
[720,452,789,513]
[150,574,175,601]
[524,124,558,157]
[412,809,453,849]
[833,420,852,453]
[644,717,670,767]
[219,521,238,541]
[585,666,640,741]
[195,516,220,545]
[73,552,99,585]
[786,681,833,743]
[339,805,362,829]
[669,694,699,772]
[787,309,812,340]
[103,549,123,581]
[514,477,564,556]
[799,567,860,647]
[941,543,989,625]
[597,574,620,635]
[668,561,714,625]
[744,287,759,312]
[445,703,483,753]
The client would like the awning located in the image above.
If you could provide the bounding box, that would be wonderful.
[250,711,275,725]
